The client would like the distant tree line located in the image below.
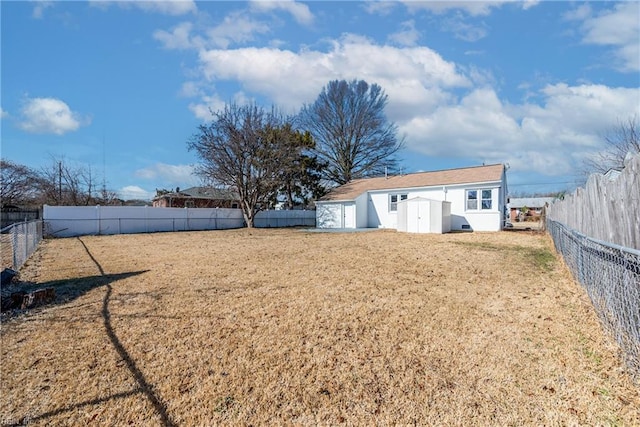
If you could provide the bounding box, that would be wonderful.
[1,156,120,208]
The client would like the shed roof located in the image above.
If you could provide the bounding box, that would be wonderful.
[320,164,504,202]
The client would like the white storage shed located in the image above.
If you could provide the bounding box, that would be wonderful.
[397,197,452,234]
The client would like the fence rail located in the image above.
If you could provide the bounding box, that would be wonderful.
[43,206,317,237]
[547,219,640,381]
[0,220,43,271]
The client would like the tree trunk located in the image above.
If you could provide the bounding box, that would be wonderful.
[242,202,255,228]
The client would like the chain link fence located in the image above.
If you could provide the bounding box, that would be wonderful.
[0,220,43,271]
[547,219,640,381]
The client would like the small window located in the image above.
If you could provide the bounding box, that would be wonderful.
[466,190,478,210]
[389,193,408,212]
[481,190,492,210]
[231,203,239,209]
[185,200,195,208]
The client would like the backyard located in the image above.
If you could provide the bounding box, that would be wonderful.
[1,229,638,425]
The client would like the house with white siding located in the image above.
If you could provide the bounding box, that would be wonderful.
[315,164,508,232]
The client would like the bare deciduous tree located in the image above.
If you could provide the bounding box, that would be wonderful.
[0,159,42,207]
[38,156,100,206]
[299,79,404,185]
[188,103,291,228]
[583,115,639,175]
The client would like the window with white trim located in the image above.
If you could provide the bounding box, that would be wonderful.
[466,189,493,210]
[389,193,408,212]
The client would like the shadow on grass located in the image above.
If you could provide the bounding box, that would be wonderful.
[8,237,177,427]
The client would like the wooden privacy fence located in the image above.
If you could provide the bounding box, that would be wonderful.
[547,153,640,250]
[1,209,40,229]
[43,206,316,237]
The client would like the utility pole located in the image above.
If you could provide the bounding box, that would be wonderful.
[58,161,62,202]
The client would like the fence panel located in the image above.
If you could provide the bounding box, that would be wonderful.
[548,154,640,249]
[43,206,316,237]
[547,219,640,381]
[254,210,316,228]
[0,220,43,270]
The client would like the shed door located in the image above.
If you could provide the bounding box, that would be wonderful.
[343,203,356,228]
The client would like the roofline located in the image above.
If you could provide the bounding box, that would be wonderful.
[367,178,504,193]
[317,177,505,203]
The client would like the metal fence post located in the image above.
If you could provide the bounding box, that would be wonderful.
[547,219,640,382]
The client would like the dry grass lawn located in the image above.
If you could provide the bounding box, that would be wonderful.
[1,229,638,426]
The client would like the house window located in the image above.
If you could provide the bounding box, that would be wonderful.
[466,190,477,210]
[389,194,408,212]
[466,189,493,210]
[481,190,492,209]
[185,200,195,208]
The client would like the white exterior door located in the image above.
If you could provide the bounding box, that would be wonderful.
[343,203,356,228]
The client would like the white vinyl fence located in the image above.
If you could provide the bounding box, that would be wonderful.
[253,209,316,228]
[43,206,316,237]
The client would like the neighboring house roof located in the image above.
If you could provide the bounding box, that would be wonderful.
[319,164,505,202]
[154,186,239,201]
[509,197,556,209]
[180,187,239,200]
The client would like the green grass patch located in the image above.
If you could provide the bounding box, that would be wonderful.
[453,241,556,272]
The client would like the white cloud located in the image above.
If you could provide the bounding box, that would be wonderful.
[32,1,54,19]
[250,0,314,26]
[388,20,421,46]
[154,11,272,51]
[440,13,489,42]
[399,83,640,175]
[196,35,470,113]
[18,97,89,135]
[521,0,540,11]
[188,94,226,121]
[402,1,506,17]
[176,32,637,179]
[90,0,196,15]
[571,2,640,72]
[118,185,154,201]
[363,1,397,16]
[134,163,198,186]
[153,22,204,50]
[0,107,8,119]
[563,4,591,22]
[206,11,271,49]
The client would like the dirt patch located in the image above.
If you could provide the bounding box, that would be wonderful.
[1,229,638,425]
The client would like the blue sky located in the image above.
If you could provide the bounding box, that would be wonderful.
[2,1,639,200]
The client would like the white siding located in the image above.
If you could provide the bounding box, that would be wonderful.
[317,173,507,231]
[355,193,368,228]
[316,203,342,228]
[316,202,356,228]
